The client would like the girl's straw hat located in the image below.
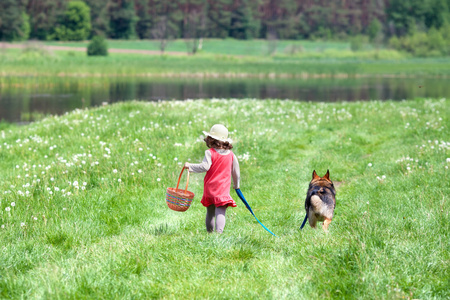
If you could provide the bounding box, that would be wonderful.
[203,124,232,143]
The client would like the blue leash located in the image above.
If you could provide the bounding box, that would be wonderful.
[300,214,308,230]
[235,189,277,237]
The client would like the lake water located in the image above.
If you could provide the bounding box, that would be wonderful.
[1,77,449,123]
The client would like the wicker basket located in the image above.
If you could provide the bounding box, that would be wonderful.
[166,167,195,212]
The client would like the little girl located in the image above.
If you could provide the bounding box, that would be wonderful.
[184,124,240,234]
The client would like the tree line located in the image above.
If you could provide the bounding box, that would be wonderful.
[1,0,450,54]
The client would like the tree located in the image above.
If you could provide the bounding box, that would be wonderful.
[260,0,297,53]
[108,0,138,39]
[54,1,91,41]
[180,0,207,54]
[0,0,30,41]
[184,9,206,54]
[206,0,233,38]
[135,0,153,39]
[153,1,183,52]
[424,0,449,29]
[151,16,174,53]
[385,0,448,36]
[137,0,182,52]
[27,0,66,40]
[84,0,110,37]
[229,0,258,39]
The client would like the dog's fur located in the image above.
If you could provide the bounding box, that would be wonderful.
[304,170,336,231]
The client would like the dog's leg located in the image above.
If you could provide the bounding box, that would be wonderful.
[308,208,317,228]
[322,218,332,232]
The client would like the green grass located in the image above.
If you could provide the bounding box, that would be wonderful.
[2,39,450,79]
[0,98,448,299]
[43,39,353,56]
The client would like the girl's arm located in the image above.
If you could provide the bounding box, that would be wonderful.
[185,150,212,173]
[232,154,240,189]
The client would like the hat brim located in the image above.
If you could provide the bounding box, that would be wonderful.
[203,131,232,143]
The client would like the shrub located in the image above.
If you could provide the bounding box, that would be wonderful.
[87,36,108,56]
[389,26,449,57]
[350,35,368,51]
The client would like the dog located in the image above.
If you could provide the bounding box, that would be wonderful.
[301,170,336,232]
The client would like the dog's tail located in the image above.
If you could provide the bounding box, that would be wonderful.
[300,214,308,230]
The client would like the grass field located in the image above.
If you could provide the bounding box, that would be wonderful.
[0,98,448,299]
[2,39,450,79]
[43,39,355,56]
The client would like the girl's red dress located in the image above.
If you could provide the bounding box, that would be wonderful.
[201,148,237,207]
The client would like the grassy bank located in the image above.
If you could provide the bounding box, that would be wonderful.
[1,41,450,79]
[0,98,448,299]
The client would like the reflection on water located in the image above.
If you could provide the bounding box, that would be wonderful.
[0,77,449,123]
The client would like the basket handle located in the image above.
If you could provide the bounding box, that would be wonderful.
[175,167,190,193]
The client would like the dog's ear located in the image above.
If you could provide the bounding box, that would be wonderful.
[324,169,330,180]
[312,170,319,180]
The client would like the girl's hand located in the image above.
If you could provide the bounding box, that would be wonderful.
[184,162,190,169]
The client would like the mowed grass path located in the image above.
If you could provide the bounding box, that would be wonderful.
[0,99,449,299]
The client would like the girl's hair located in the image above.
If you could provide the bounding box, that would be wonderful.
[204,136,233,150]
